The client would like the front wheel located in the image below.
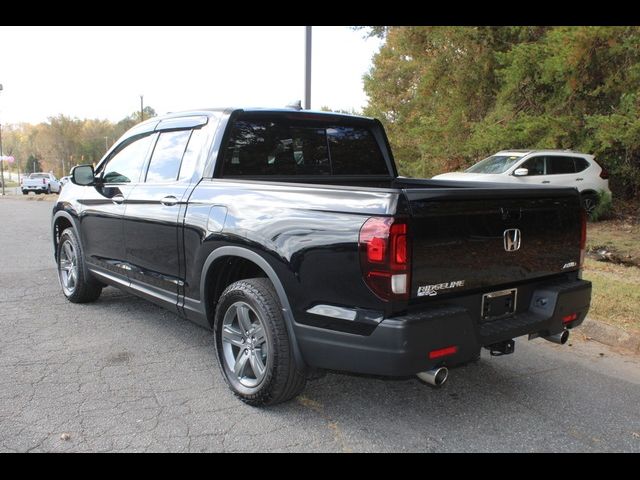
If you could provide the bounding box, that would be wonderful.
[22,190,28,195]
[57,228,102,303]
[214,278,306,406]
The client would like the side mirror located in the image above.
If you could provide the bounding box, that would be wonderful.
[513,168,529,177]
[71,164,96,186]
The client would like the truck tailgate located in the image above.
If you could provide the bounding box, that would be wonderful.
[404,188,583,299]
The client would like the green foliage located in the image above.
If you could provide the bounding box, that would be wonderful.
[24,154,42,174]
[589,189,614,222]
[363,26,640,198]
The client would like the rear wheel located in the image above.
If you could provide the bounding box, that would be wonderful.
[22,190,28,195]
[582,193,598,215]
[46,185,51,194]
[57,228,102,303]
[214,278,306,406]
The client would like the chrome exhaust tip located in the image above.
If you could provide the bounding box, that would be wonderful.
[544,330,570,345]
[417,367,449,386]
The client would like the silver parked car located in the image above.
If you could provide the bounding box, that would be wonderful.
[433,150,611,213]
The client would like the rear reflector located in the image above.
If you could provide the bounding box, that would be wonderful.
[562,313,578,323]
[429,345,458,360]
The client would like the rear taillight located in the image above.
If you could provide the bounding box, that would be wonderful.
[42,178,46,185]
[359,217,411,301]
[579,208,587,267]
[593,158,609,179]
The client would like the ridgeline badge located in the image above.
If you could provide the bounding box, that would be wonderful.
[417,280,465,297]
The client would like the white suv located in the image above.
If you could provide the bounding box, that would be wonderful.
[432,150,611,213]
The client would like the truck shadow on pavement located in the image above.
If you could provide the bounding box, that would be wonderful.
[60,286,638,452]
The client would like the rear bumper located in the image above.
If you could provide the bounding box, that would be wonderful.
[295,279,591,376]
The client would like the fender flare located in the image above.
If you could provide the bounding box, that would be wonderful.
[200,246,306,367]
[51,209,80,259]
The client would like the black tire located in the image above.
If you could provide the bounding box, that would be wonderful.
[582,193,598,215]
[22,190,28,195]
[46,185,51,194]
[214,278,306,406]
[56,228,102,303]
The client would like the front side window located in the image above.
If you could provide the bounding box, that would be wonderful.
[466,155,524,174]
[548,156,576,175]
[102,133,155,184]
[221,117,387,176]
[145,130,191,183]
[520,156,546,176]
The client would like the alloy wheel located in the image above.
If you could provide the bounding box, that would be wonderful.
[58,240,78,296]
[221,301,269,388]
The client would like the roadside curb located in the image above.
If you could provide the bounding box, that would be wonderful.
[578,317,640,354]
[0,194,58,202]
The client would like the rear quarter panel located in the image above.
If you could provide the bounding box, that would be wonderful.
[182,180,402,324]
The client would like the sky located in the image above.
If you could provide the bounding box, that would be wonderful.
[0,26,383,125]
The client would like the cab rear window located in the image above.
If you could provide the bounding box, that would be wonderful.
[221,116,388,176]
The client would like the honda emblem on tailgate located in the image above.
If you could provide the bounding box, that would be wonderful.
[503,228,521,252]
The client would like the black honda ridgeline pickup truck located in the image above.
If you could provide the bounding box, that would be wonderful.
[52,108,591,405]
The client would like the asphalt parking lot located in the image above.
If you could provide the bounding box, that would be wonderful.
[1,197,639,452]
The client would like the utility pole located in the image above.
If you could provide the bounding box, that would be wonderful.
[304,27,312,110]
[140,95,144,122]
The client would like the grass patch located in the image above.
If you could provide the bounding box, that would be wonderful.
[587,219,640,262]
[582,259,640,333]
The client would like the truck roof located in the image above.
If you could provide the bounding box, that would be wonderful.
[138,107,373,124]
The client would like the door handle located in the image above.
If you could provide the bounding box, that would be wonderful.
[160,195,178,206]
[576,178,584,181]
[112,194,125,205]
[541,180,550,184]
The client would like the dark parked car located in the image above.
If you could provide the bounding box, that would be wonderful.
[52,108,592,405]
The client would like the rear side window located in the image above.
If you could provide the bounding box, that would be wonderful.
[145,130,191,183]
[548,156,577,175]
[178,128,206,181]
[574,158,590,172]
[222,117,388,176]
